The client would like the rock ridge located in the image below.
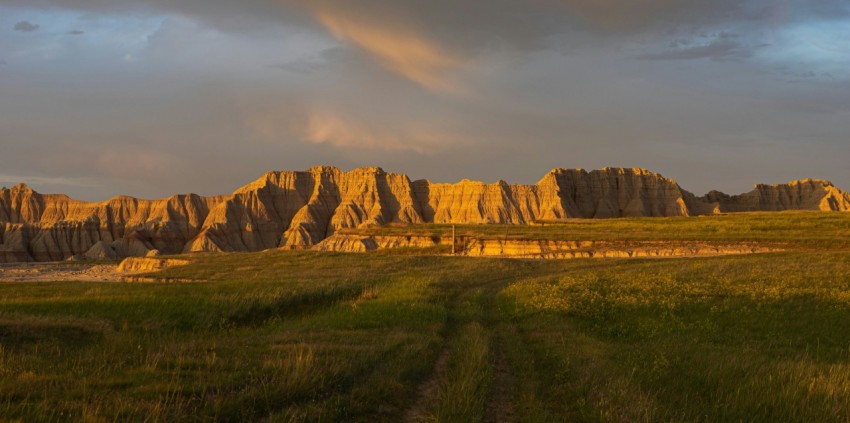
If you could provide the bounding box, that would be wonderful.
[313,233,778,259]
[1,166,848,262]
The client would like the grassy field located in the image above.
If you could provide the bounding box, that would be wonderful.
[2,212,850,422]
[340,210,850,249]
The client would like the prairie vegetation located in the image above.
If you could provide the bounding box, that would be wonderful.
[340,210,850,249]
[1,212,849,422]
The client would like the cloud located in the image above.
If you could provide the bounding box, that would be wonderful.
[301,112,454,153]
[93,148,179,178]
[637,32,758,61]
[241,99,456,154]
[2,0,850,200]
[807,1,850,20]
[559,0,679,31]
[13,21,40,32]
[264,48,339,74]
[67,30,85,35]
[773,65,829,83]
[266,62,318,74]
[312,5,466,94]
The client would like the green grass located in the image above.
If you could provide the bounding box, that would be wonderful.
[501,252,850,422]
[1,211,850,421]
[341,210,850,249]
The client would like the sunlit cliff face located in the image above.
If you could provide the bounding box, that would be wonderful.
[1,0,849,201]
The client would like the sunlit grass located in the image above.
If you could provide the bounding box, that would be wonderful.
[2,212,850,421]
[341,211,850,249]
[500,252,850,421]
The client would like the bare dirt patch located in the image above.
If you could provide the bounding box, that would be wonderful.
[0,258,191,283]
[0,263,126,282]
[484,349,516,423]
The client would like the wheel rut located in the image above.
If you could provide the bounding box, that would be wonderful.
[403,346,451,422]
[402,273,521,422]
[484,347,516,423]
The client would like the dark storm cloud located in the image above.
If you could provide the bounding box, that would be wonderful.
[13,20,39,32]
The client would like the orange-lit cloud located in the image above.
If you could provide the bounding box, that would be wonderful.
[95,148,181,177]
[238,96,457,153]
[313,6,466,94]
[303,112,455,153]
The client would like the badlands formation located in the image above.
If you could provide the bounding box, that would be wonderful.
[1,166,848,262]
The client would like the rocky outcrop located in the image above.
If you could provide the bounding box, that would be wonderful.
[1,166,847,262]
[184,166,425,252]
[313,233,777,258]
[0,182,224,262]
[116,257,190,273]
[314,234,443,252]
[543,168,692,218]
[82,241,119,260]
[461,239,776,259]
[699,179,850,213]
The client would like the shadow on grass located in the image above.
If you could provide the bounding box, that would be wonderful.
[223,285,367,328]
[0,317,110,347]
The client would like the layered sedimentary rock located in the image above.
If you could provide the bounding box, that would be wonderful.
[462,239,776,258]
[0,183,225,262]
[116,257,190,273]
[1,166,848,262]
[314,234,777,258]
[186,166,425,252]
[314,234,443,253]
[699,179,850,213]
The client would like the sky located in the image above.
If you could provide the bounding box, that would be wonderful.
[1,0,849,201]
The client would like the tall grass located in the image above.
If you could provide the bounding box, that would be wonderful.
[0,252,463,421]
[500,252,850,421]
[2,213,850,421]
